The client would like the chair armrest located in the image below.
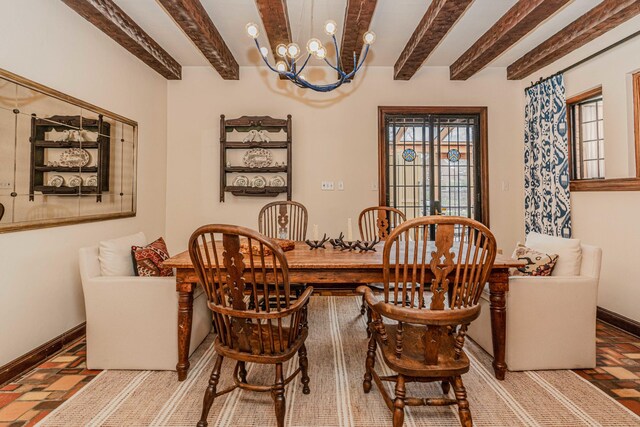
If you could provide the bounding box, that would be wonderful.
[357,285,479,326]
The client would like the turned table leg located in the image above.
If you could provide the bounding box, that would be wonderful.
[177,284,194,381]
[489,274,508,380]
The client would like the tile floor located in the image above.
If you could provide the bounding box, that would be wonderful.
[0,321,639,426]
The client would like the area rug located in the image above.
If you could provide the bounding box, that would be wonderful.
[38,297,640,426]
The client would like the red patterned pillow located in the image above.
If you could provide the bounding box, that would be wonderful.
[131,237,173,277]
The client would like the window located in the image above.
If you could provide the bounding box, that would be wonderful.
[378,107,489,233]
[568,88,604,180]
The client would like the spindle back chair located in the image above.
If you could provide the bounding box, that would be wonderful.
[189,224,312,427]
[258,201,308,241]
[358,216,496,427]
[358,206,407,319]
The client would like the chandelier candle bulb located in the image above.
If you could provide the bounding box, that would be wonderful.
[347,218,353,241]
[276,61,287,72]
[324,20,337,36]
[306,38,321,53]
[363,31,376,45]
[246,23,259,39]
[287,43,301,58]
[259,46,269,57]
[276,44,287,57]
[313,224,319,241]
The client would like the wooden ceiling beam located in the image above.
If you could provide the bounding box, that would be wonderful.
[450,0,570,80]
[255,0,292,60]
[61,0,181,80]
[507,0,640,80]
[158,0,239,80]
[394,0,474,80]
[340,0,378,74]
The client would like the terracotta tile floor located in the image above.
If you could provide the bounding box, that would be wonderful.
[0,321,639,426]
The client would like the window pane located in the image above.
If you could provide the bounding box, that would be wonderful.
[571,95,604,180]
[581,103,597,122]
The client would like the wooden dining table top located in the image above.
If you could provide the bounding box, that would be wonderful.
[163,241,523,270]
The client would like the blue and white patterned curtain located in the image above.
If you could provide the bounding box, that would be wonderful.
[524,74,571,238]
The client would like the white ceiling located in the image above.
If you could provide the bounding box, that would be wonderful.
[113,0,625,72]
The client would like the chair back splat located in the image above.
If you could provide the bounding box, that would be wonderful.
[258,201,308,241]
[358,206,406,241]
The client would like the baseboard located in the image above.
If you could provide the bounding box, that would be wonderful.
[0,322,86,386]
[597,307,640,338]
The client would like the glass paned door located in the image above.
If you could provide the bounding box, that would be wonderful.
[385,114,482,235]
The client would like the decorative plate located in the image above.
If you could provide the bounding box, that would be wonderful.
[447,148,461,163]
[59,148,90,167]
[402,148,416,162]
[85,175,98,186]
[269,176,286,187]
[251,175,267,188]
[47,175,64,187]
[232,175,249,187]
[67,175,83,187]
[243,148,273,168]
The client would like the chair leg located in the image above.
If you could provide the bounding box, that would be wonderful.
[452,375,472,427]
[238,361,247,383]
[360,294,366,315]
[272,363,286,427]
[366,306,373,338]
[363,335,377,393]
[441,377,451,395]
[197,354,224,427]
[393,375,406,427]
[298,343,310,394]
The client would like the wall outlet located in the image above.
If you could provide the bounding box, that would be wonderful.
[337,181,344,191]
[0,181,11,189]
[371,182,378,191]
[501,181,510,191]
[321,181,334,191]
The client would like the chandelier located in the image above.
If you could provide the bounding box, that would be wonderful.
[245,17,375,92]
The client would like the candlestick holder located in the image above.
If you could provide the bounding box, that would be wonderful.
[354,238,380,252]
[305,233,329,249]
[329,232,345,249]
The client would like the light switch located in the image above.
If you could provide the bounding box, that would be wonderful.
[337,181,344,191]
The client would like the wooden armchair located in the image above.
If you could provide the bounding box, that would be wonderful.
[358,206,406,320]
[358,216,496,427]
[258,201,308,241]
[189,225,312,427]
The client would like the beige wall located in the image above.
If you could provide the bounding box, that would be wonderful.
[165,66,524,255]
[0,0,168,365]
[520,18,640,322]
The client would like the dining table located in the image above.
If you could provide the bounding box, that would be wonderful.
[162,241,523,382]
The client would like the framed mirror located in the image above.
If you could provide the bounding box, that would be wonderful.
[0,68,137,233]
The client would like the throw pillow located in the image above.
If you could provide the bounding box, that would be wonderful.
[131,237,173,277]
[510,243,559,277]
[99,232,147,276]
[525,232,582,276]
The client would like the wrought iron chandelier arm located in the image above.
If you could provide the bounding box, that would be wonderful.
[293,54,312,77]
[344,44,370,80]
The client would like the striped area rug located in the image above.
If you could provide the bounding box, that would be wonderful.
[39,297,640,426]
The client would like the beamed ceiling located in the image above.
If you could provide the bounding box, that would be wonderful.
[62,0,640,81]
